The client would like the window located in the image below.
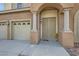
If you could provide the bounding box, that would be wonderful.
[17,3,22,9]
[27,22,30,25]
[23,23,26,25]
[13,23,16,25]
[11,3,16,9]
[22,3,31,8]
[0,3,4,11]
[18,23,21,25]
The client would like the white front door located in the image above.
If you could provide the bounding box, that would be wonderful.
[0,22,8,40]
[12,21,31,41]
[42,17,56,41]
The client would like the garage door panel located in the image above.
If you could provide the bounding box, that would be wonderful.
[0,22,8,40]
[12,21,31,41]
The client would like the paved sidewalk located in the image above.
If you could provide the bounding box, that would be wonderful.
[0,40,69,56]
[66,48,79,56]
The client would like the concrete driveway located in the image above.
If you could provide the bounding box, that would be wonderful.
[0,40,69,56]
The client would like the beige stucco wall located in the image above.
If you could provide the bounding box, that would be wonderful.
[0,11,32,20]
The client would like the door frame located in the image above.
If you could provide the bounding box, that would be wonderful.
[40,17,58,39]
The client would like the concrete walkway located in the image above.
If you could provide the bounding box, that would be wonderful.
[0,40,69,56]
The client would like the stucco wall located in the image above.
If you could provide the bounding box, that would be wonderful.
[59,13,64,32]
[0,11,32,20]
[69,4,79,32]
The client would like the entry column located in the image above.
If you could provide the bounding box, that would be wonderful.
[31,11,39,44]
[61,8,74,48]
[64,9,71,32]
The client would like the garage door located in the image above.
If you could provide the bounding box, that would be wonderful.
[0,22,8,40]
[12,21,31,41]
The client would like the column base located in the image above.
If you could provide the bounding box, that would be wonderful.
[60,31,74,48]
[31,32,39,44]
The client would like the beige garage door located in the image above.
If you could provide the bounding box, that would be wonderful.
[42,17,56,40]
[0,22,8,40]
[12,21,31,41]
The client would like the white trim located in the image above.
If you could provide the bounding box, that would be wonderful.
[56,16,58,33]
[9,20,12,40]
[40,20,42,39]
[9,19,31,21]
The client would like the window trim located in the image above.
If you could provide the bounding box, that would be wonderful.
[17,3,23,9]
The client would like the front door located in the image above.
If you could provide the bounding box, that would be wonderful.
[42,17,56,41]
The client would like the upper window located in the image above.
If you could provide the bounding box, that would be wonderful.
[0,3,4,11]
[17,3,23,9]
[12,3,31,9]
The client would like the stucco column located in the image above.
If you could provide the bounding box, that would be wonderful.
[31,11,39,44]
[64,8,71,32]
[60,8,74,48]
[32,11,37,32]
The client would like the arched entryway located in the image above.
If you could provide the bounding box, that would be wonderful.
[40,9,58,41]
[38,3,63,42]
[74,10,79,43]
[31,3,74,47]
